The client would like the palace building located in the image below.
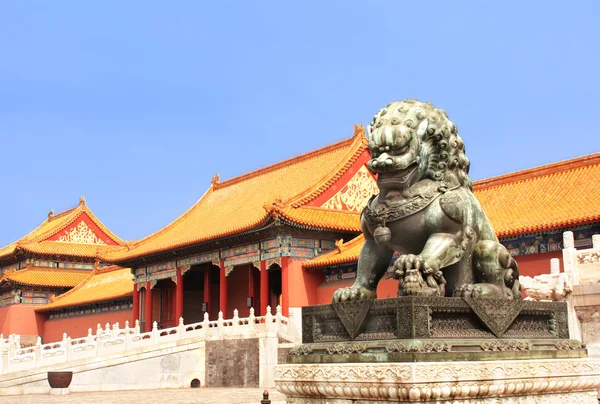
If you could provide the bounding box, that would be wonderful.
[1,126,599,342]
[0,197,132,344]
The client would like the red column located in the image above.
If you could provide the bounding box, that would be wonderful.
[260,260,268,315]
[132,285,140,323]
[203,263,211,316]
[281,256,289,317]
[144,281,153,331]
[219,259,228,318]
[175,268,184,322]
[248,265,254,311]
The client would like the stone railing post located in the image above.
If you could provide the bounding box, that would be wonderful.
[233,309,240,334]
[249,307,256,334]
[113,322,120,339]
[86,328,93,344]
[152,321,159,344]
[34,337,42,367]
[65,336,72,362]
[265,305,273,332]
[178,317,185,340]
[96,323,104,356]
[563,231,579,285]
[134,319,140,335]
[550,258,560,275]
[202,312,210,338]
[275,305,283,333]
[593,234,600,250]
[217,311,224,336]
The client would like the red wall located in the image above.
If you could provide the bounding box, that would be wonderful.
[0,304,45,339]
[42,309,132,343]
[515,251,562,277]
[287,259,325,308]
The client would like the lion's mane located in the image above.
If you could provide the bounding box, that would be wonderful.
[368,99,473,190]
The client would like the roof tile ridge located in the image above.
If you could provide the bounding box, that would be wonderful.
[24,205,84,243]
[474,152,600,191]
[216,136,357,189]
[44,268,98,303]
[288,131,367,208]
[109,209,274,262]
[0,205,83,258]
[289,205,362,213]
[112,184,218,252]
[47,206,79,221]
[79,205,126,245]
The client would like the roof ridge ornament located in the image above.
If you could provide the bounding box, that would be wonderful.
[48,209,54,219]
[353,124,365,139]
[80,196,86,206]
[211,174,220,186]
[335,239,345,253]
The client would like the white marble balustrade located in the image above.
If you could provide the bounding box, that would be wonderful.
[0,305,297,376]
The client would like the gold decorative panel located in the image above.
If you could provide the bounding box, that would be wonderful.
[321,166,378,212]
[58,221,107,245]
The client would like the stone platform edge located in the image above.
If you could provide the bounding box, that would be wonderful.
[275,358,600,403]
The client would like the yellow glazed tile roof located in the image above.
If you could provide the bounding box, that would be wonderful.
[473,152,600,238]
[277,206,361,232]
[105,130,367,262]
[0,267,91,288]
[304,235,365,269]
[0,197,124,262]
[304,152,600,268]
[36,266,133,311]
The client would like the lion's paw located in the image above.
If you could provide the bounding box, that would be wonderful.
[455,283,512,299]
[393,254,437,278]
[332,286,376,303]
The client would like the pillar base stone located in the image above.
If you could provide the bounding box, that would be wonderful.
[275,358,600,403]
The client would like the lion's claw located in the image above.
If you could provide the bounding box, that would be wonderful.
[332,286,376,302]
[393,254,437,275]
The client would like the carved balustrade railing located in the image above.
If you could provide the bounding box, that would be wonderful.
[562,232,600,285]
[0,305,297,375]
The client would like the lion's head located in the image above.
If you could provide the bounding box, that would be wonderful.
[366,100,472,191]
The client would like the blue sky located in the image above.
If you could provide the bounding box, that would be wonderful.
[1,1,598,246]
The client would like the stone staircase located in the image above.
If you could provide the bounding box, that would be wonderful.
[0,305,298,395]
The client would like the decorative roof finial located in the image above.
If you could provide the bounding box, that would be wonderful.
[211,174,220,186]
[353,123,365,138]
[48,209,54,218]
[335,239,345,253]
[80,196,86,206]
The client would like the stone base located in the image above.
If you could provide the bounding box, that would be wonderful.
[49,388,70,395]
[275,358,600,403]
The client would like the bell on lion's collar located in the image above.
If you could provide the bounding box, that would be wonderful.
[373,226,392,245]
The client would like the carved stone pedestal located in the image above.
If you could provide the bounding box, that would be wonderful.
[275,358,600,403]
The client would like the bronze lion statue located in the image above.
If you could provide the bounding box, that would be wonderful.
[332,100,521,302]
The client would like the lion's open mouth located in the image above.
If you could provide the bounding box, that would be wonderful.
[377,161,418,188]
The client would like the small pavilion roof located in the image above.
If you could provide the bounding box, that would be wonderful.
[0,267,91,288]
[104,127,368,263]
[304,152,600,269]
[36,265,132,311]
[0,197,125,263]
